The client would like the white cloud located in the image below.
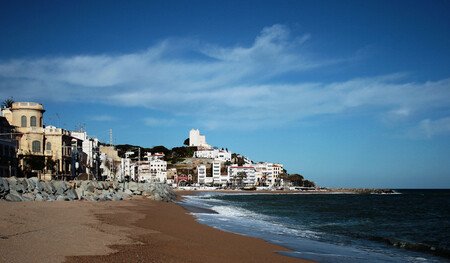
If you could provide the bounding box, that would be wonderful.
[1,24,450,131]
[419,117,450,138]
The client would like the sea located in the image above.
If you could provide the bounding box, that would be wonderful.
[179,190,450,262]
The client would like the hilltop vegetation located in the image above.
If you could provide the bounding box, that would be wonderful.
[114,144,197,164]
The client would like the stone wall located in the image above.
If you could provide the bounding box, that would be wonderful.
[0,177,176,202]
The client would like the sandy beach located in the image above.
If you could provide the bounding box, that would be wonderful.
[0,197,310,263]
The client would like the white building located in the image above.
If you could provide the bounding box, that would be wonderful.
[138,152,167,182]
[254,162,275,186]
[228,165,256,186]
[120,157,135,180]
[71,131,100,177]
[273,163,284,177]
[197,164,206,184]
[194,148,232,162]
[212,160,225,185]
[189,129,210,148]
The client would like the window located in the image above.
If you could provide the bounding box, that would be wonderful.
[46,142,52,151]
[32,140,41,153]
[21,115,27,127]
[30,116,37,127]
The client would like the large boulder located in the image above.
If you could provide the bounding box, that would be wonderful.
[85,182,96,193]
[83,193,97,202]
[65,189,78,200]
[52,181,67,195]
[112,191,123,201]
[112,181,120,190]
[35,193,44,201]
[21,192,35,201]
[75,188,84,200]
[137,183,145,192]
[92,181,102,190]
[150,193,163,201]
[80,181,89,191]
[17,178,29,193]
[128,182,138,192]
[56,195,66,201]
[5,190,23,202]
[0,177,9,194]
[102,181,110,190]
[47,194,57,201]
[36,180,45,192]
[27,177,39,191]
[8,178,26,193]
[43,181,55,194]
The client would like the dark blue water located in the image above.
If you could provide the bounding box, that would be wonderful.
[181,190,450,262]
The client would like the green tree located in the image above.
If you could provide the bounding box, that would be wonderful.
[183,138,189,146]
[302,180,316,188]
[288,174,304,186]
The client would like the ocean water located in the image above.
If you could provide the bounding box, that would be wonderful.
[180,190,450,262]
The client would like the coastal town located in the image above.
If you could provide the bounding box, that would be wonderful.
[0,100,316,190]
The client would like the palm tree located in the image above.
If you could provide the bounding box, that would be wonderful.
[1,97,14,109]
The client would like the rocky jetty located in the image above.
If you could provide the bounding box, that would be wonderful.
[327,188,398,194]
[0,177,176,202]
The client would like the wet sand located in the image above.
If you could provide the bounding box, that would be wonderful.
[0,198,310,263]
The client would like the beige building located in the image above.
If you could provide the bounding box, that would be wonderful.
[2,102,45,156]
[1,102,82,178]
[2,102,48,175]
[99,145,121,179]
[43,125,75,176]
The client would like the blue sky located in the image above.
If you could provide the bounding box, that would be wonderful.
[1,0,450,188]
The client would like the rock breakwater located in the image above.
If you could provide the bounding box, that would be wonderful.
[0,177,176,202]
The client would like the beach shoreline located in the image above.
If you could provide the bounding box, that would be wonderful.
[0,197,311,263]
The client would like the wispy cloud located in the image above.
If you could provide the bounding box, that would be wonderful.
[418,117,450,138]
[1,24,450,132]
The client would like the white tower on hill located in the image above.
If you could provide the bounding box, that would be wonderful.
[189,129,210,149]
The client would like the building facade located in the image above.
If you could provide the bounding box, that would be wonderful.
[43,126,75,177]
[0,116,19,177]
[2,102,48,176]
[71,131,100,179]
[197,164,207,184]
[194,148,232,162]
[99,145,121,180]
[228,165,256,186]
[138,153,167,182]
